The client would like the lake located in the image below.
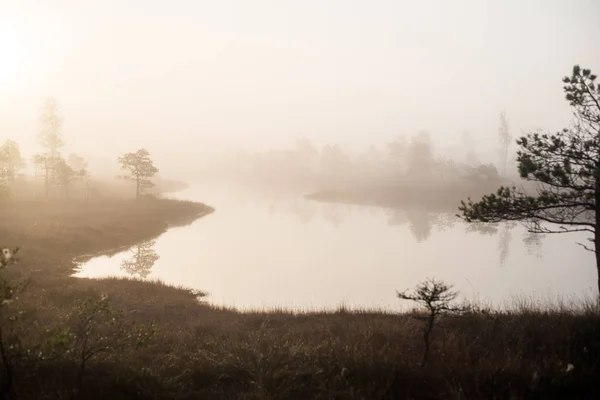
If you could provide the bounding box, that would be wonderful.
[73,182,598,311]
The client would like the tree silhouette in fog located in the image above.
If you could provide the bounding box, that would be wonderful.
[0,140,25,182]
[320,144,352,186]
[32,154,57,198]
[459,65,600,294]
[406,131,434,179]
[67,153,88,171]
[120,240,160,279]
[52,158,86,199]
[34,97,64,197]
[37,97,64,158]
[497,110,513,176]
[118,149,159,200]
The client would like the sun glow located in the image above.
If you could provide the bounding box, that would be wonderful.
[0,18,35,89]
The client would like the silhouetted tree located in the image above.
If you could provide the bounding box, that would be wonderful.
[320,144,351,181]
[397,278,465,368]
[356,145,385,182]
[0,140,25,182]
[118,149,159,199]
[0,172,6,195]
[32,154,58,198]
[459,65,600,294]
[386,135,409,176]
[53,158,86,199]
[38,97,64,157]
[407,131,434,178]
[0,154,8,193]
[498,110,512,176]
[67,153,88,171]
[66,153,92,200]
[120,240,160,278]
[294,137,320,171]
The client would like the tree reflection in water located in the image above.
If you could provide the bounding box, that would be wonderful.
[523,231,545,259]
[383,207,539,263]
[497,222,517,265]
[120,240,160,279]
[272,198,543,262]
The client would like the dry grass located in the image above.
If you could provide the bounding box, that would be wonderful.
[1,194,599,399]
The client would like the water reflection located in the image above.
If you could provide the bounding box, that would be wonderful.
[120,240,160,279]
[322,204,344,228]
[498,222,517,265]
[385,208,408,226]
[269,192,546,271]
[298,201,536,260]
[285,199,317,225]
[523,231,545,259]
[75,183,595,311]
[407,210,433,243]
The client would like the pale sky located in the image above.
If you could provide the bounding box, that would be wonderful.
[1,0,599,175]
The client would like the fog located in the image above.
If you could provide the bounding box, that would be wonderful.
[2,0,600,178]
[2,1,600,308]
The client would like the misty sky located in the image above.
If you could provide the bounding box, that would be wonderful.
[1,0,599,175]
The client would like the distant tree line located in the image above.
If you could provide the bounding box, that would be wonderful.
[214,125,514,197]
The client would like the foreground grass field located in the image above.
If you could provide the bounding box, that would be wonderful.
[1,196,600,399]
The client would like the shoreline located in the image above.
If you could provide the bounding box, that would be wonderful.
[2,191,599,398]
[1,196,216,305]
[71,208,214,266]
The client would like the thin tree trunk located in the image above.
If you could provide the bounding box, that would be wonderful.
[421,312,435,368]
[595,164,600,297]
[595,225,600,297]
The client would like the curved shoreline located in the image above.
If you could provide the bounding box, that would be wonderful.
[71,208,214,266]
[3,188,599,398]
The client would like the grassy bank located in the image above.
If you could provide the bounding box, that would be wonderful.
[1,197,600,399]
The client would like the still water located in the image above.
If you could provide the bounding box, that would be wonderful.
[73,182,597,311]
